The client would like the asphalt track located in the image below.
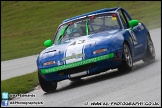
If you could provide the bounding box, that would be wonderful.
[2,28,161,107]
[1,55,38,80]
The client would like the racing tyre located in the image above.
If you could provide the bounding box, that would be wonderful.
[38,71,57,93]
[142,33,155,63]
[118,42,133,72]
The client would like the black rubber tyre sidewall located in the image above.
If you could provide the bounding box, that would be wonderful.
[118,42,133,72]
[143,33,155,63]
[38,71,57,93]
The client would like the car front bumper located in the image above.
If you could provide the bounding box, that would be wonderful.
[38,52,122,81]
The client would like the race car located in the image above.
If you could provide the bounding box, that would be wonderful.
[36,7,155,93]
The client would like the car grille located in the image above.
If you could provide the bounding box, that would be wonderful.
[57,63,96,75]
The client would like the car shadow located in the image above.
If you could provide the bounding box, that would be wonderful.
[44,59,157,95]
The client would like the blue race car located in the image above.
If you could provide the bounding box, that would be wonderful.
[37,7,155,93]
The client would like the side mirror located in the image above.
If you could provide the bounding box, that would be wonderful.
[44,39,52,47]
[129,20,139,30]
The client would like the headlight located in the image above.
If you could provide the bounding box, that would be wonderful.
[43,61,55,66]
[93,48,108,54]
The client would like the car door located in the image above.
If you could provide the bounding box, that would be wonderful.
[130,22,145,57]
[118,9,145,57]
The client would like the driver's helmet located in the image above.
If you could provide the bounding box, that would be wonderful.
[72,28,78,33]
[67,23,79,34]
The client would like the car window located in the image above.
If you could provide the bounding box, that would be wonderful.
[105,16,119,27]
[123,11,131,24]
[89,14,120,33]
[91,17,103,31]
[118,9,130,29]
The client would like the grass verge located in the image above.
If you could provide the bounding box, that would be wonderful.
[1,71,39,100]
[1,1,161,61]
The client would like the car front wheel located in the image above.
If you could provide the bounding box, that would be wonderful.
[38,71,57,93]
[118,42,133,72]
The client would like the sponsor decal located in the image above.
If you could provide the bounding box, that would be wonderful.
[129,30,137,45]
[112,17,117,20]
[65,38,87,64]
[62,53,85,61]
[41,53,114,74]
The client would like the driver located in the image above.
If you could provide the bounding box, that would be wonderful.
[67,23,82,37]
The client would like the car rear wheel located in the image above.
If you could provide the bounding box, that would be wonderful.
[118,42,133,72]
[142,33,155,63]
[38,71,57,93]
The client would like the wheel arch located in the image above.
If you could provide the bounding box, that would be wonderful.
[117,39,133,72]
[122,30,135,58]
[122,40,133,58]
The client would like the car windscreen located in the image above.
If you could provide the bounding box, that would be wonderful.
[88,13,120,34]
[54,13,120,44]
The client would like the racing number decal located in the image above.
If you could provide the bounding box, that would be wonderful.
[70,39,85,46]
[129,30,137,45]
